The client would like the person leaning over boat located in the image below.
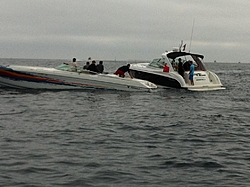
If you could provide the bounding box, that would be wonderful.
[114,64,133,78]
[63,58,78,71]
[96,61,104,73]
[87,60,98,73]
[189,61,195,85]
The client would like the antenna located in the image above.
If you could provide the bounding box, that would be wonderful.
[189,18,195,52]
[179,40,183,52]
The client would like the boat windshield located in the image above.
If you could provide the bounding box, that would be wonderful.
[55,64,77,72]
[148,58,165,68]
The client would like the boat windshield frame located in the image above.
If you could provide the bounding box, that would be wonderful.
[148,58,165,68]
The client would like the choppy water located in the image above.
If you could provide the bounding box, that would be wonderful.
[0,59,250,187]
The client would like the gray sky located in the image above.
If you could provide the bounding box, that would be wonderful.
[0,0,249,62]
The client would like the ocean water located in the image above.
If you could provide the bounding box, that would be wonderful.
[0,59,250,187]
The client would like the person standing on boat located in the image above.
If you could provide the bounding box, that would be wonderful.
[87,60,98,73]
[96,61,104,73]
[177,58,184,77]
[114,64,133,78]
[189,61,195,85]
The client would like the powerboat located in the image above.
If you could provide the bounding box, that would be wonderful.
[130,48,225,91]
[0,64,157,92]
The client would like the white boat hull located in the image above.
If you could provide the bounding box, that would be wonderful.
[0,65,157,92]
[130,50,225,91]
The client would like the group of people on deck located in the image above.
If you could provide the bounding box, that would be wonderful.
[64,57,195,84]
[64,57,133,78]
[170,58,195,85]
[83,58,104,73]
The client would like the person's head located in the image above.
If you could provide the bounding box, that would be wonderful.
[86,61,90,65]
[178,58,182,62]
[127,64,130,68]
[92,60,96,64]
[99,61,103,64]
[189,60,193,64]
[73,58,76,62]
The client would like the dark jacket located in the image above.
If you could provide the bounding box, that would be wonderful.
[178,62,184,76]
[87,64,98,72]
[96,64,104,73]
[118,65,130,73]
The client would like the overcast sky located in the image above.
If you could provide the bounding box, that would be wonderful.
[0,0,249,62]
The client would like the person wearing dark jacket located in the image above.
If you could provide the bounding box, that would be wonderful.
[114,64,133,78]
[87,60,98,73]
[83,61,90,69]
[177,58,184,77]
[96,61,104,73]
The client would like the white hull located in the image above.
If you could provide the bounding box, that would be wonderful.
[0,65,157,92]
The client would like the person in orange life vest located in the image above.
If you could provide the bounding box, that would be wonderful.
[114,64,133,78]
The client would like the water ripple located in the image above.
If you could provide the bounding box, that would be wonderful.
[0,61,250,186]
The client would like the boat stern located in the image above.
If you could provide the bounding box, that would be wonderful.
[182,71,225,91]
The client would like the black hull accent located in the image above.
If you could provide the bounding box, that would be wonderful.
[130,70,181,88]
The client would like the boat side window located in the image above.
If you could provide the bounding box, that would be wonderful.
[183,60,200,71]
[194,63,200,70]
[191,55,206,71]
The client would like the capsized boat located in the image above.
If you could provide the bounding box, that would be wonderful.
[130,48,225,91]
[0,64,157,92]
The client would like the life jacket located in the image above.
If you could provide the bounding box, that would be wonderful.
[163,64,169,72]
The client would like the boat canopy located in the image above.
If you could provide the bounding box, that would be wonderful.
[167,51,204,60]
